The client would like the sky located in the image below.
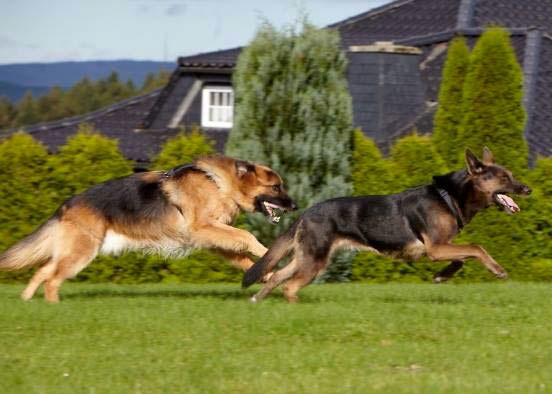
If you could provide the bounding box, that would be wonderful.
[0,0,392,65]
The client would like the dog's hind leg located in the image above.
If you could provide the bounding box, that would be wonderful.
[43,223,100,303]
[250,258,299,303]
[282,263,322,303]
[21,259,58,301]
[433,260,464,283]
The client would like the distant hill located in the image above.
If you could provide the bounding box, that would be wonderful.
[0,81,50,102]
[0,60,174,101]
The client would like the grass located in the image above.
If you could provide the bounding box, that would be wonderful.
[0,282,551,393]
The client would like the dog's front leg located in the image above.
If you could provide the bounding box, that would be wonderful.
[423,236,507,279]
[193,224,268,257]
[216,250,255,271]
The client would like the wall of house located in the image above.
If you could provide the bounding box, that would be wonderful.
[347,50,426,152]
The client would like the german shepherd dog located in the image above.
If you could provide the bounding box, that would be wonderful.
[243,148,531,303]
[0,155,296,302]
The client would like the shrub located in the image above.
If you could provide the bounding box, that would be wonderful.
[150,127,214,170]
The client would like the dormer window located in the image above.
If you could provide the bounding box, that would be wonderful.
[201,86,234,128]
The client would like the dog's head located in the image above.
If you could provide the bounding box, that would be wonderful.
[231,159,297,223]
[465,147,531,214]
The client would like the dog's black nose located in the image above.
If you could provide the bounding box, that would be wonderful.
[523,186,532,195]
[290,201,298,211]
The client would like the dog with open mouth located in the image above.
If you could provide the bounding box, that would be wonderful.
[243,147,532,303]
[0,155,297,302]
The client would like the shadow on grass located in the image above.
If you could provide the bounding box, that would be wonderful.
[62,287,255,301]
[375,295,463,305]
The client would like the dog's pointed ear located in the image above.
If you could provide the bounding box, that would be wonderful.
[465,148,485,175]
[235,160,254,178]
[482,146,495,165]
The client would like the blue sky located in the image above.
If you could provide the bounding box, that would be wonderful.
[0,0,391,65]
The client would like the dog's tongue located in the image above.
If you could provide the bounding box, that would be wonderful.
[496,194,520,213]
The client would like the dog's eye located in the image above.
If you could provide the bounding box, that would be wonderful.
[272,185,281,193]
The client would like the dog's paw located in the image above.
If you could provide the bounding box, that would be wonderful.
[249,295,258,303]
[495,271,508,279]
[260,272,274,283]
[433,276,447,284]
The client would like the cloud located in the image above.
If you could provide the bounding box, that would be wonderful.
[0,35,19,49]
[165,3,186,16]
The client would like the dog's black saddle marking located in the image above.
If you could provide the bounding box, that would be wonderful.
[435,187,465,229]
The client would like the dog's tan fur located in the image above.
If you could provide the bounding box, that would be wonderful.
[0,155,293,302]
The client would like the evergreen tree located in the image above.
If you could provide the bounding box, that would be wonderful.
[140,70,170,94]
[151,127,214,170]
[37,86,65,122]
[0,96,17,129]
[226,21,353,282]
[433,36,470,168]
[14,92,39,127]
[226,21,353,244]
[64,77,99,116]
[459,27,527,173]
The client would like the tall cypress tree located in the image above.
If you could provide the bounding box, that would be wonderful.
[458,27,527,173]
[433,36,470,168]
[226,21,353,244]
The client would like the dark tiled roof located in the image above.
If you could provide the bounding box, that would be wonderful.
[0,90,178,162]
[473,0,552,33]
[333,0,462,47]
[177,47,242,68]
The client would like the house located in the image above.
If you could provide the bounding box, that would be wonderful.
[4,0,551,167]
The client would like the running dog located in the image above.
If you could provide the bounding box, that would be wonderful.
[243,148,531,302]
[0,155,296,302]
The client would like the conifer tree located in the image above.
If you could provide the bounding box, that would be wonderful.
[37,86,65,121]
[226,21,353,245]
[0,96,16,128]
[433,36,470,168]
[459,27,527,173]
[14,92,39,127]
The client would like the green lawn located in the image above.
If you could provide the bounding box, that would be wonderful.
[0,282,550,393]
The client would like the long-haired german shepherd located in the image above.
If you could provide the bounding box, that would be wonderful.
[0,155,296,302]
[243,148,531,303]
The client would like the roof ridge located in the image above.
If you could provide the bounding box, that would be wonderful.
[177,46,243,64]
[328,0,416,28]
[1,89,162,135]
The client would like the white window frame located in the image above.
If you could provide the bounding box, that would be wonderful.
[201,86,234,128]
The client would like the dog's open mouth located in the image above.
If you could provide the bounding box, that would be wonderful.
[493,193,520,214]
[263,201,285,223]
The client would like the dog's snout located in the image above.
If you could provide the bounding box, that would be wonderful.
[290,200,298,211]
[523,186,532,195]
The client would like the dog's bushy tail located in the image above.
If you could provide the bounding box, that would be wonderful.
[0,219,57,271]
[242,221,298,288]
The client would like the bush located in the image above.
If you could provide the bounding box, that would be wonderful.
[150,127,214,170]
[389,133,449,189]
[46,124,133,199]
[0,133,55,282]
